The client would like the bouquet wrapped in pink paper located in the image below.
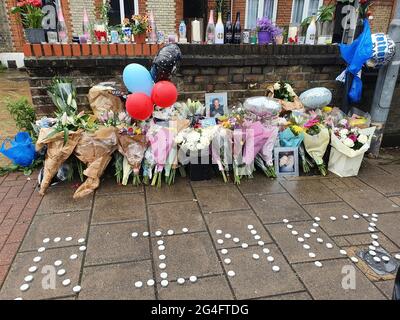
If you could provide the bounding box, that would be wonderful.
[255,125,279,178]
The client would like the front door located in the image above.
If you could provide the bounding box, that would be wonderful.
[183,0,208,42]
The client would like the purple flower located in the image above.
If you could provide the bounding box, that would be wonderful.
[256,17,282,37]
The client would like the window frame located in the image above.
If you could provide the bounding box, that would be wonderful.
[105,0,139,25]
[290,0,323,24]
[245,0,279,29]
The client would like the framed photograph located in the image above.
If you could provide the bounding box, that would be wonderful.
[205,92,228,118]
[274,147,299,177]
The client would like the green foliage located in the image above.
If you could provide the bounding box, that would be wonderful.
[0,158,42,176]
[0,63,6,73]
[6,97,36,139]
[318,4,336,22]
[11,3,44,29]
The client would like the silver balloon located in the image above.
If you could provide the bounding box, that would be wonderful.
[366,33,396,68]
[243,96,282,117]
[299,87,332,109]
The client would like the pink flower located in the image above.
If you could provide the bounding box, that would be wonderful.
[304,117,319,129]
[348,134,358,142]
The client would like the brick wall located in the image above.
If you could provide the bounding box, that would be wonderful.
[69,0,96,35]
[146,0,176,35]
[5,0,25,52]
[0,0,13,52]
[370,2,393,33]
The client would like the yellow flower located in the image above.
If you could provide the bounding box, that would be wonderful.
[322,106,332,113]
[135,128,142,135]
[291,125,304,134]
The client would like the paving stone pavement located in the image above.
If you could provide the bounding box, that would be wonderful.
[0,151,400,300]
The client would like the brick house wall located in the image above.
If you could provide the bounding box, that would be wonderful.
[0,1,13,53]
[1,0,397,52]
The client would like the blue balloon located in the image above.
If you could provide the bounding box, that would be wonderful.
[123,63,154,95]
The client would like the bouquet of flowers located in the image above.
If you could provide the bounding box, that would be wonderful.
[11,0,44,29]
[328,118,375,177]
[73,126,118,198]
[211,127,232,183]
[267,81,303,111]
[118,125,148,186]
[255,125,279,178]
[303,115,330,176]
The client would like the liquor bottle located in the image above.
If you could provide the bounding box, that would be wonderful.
[224,11,233,43]
[305,16,317,45]
[57,2,68,43]
[233,12,241,44]
[82,8,90,42]
[215,11,224,44]
[205,10,215,44]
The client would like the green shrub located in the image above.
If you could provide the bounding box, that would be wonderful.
[0,63,6,73]
[6,97,36,139]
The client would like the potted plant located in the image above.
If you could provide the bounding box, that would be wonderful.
[131,14,150,44]
[317,2,336,44]
[11,0,45,44]
[256,17,281,45]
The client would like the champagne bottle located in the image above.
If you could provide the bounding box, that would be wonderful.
[305,16,317,45]
[82,8,90,42]
[206,10,215,44]
[57,1,68,43]
[233,12,241,44]
[224,11,233,44]
[215,11,224,44]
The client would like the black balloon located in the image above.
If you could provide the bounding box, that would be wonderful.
[150,44,182,82]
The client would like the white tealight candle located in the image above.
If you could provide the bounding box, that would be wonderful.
[191,19,201,43]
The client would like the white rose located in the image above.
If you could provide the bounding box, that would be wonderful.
[200,136,209,145]
[273,83,281,90]
[343,137,355,148]
[357,134,368,145]
[339,128,349,137]
[339,119,348,126]
[175,135,184,144]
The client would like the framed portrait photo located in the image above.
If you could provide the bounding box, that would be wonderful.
[205,92,228,118]
[274,147,299,177]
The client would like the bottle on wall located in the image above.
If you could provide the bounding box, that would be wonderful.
[82,7,90,42]
[205,9,215,44]
[57,3,68,43]
[233,12,241,44]
[215,11,224,44]
[224,11,233,44]
[179,20,187,40]
[305,16,317,45]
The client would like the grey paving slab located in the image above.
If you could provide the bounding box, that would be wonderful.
[357,161,390,178]
[204,210,272,249]
[303,202,370,236]
[151,233,222,282]
[92,193,146,224]
[374,213,400,248]
[36,186,92,214]
[374,280,395,299]
[79,261,155,300]
[158,275,234,300]
[221,244,304,300]
[20,210,90,252]
[320,177,368,191]
[257,291,312,300]
[334,186,400,214]
[148,200,206,235]
[0,246,83,300]
[293,258,387,300]
[237,174,286,195]
[267,221,342,264]
[378,164,400,176]
[190,176,229,188]
[85,221,150,266]
[359,175,400,196]
[280,180,341,204]
[145,177,194,204]
[96,177,144,195]
[342,232,399,253]
[247,193,310,224]
[194,185,250,213]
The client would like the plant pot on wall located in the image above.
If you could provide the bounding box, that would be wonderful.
[258,31,272,45]
[134,33,146,44]
[25,28,46,44]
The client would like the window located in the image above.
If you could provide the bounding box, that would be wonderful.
[245,0,278,29]
[108,0,139,26]
[291,0,323,24]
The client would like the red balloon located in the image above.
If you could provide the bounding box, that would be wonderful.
[126,93,154,121]
[151,81,178,108]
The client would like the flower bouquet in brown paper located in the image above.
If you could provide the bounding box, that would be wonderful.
[36,128,83,195]
[88,83,124,120]
[117,128,148,186]
[73,126,118,199]
[266,81,304,112]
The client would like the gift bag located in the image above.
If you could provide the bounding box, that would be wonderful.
[0,132,35,167]
[36,128,83,195]
[328,127,375,177]
[303,128,330,166]
[73,126,118,198]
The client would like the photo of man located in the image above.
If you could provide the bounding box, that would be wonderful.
[210,98,225,117]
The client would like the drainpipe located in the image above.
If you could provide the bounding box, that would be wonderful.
[369,0,400,157]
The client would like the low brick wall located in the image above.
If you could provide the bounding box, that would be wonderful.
[23,43,400,146]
